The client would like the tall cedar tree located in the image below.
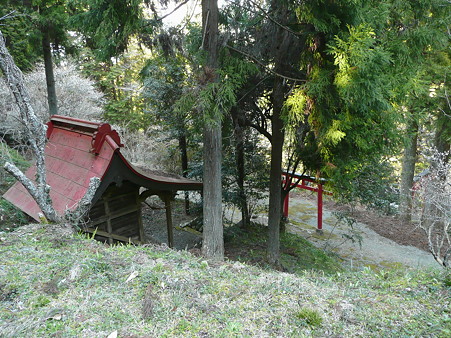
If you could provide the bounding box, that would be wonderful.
[267,0,291,266]
[201,0,224,260]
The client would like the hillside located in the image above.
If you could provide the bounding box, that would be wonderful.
[1,223,450,337]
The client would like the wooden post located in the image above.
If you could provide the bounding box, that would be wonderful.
[317,183,323,233]
[137,197,145,243]
[283,191,289,218]
[104,199,113,244]
[164,197,174,248]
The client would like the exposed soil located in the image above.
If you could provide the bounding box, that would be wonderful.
[141,196,202,250]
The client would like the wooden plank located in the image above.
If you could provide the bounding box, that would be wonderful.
[113,223,138,236]
[103,186,138,199]
[164,197,174,249]
[104,200,113,245]
[83,228,141,245]
[89,204,139,226]
[108,195,136,211]
[175,225,202,236]
[137,198,145,242]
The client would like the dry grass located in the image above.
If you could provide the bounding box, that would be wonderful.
[0,223,450,337]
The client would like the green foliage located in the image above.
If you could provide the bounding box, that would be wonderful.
[0,4,41,70]
[197,50,258,126]
[69,0,149,61]
[284,89,308,127]
[320,24,397,161]
[31,295,51,308]
[332,159,399,214]
[79,46,148,128]
[294,308,323,327]
[221,124,270,216]
[0,199,29,231]
[225,223,343,275]
[330,24,392,114]
[1,0,77,70]
[140,24,264,200]
[141,56,186,118]
[32,0,73,47]
[296,0,361,34]
[442,269,451,287]
[286,0,449,209]
[283,29,391,182]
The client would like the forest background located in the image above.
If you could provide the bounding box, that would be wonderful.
[0,0,449,266]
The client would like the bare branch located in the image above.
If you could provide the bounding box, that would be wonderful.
[232,0,301,38]
[245,120,272,141]
[65,176,101,226]
[4,161,58,221]
[0,29,58,222]
[0,10,17,22]
[414,149,451,267]
[158,0,190,22]
[226,44,306,83]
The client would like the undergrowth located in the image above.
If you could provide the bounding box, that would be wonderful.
[225,222,343,275]
[0,223,449,337]
[0,143,30,231]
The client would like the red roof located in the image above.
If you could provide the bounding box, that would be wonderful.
[3,115,202,221]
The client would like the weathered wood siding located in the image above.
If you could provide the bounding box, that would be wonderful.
[87,181,141,243]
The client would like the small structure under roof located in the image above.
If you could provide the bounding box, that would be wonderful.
[3,115,202,246]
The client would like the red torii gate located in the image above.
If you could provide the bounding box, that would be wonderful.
[282,172,332,232]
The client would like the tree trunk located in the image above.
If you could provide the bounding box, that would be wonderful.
[202,124,223,259]
[179,133,190,214]
[267,0,290,266]
[201,0,224,260]
[267,80,285,266]
[280,188,289,233]
[41,28,58,116]
[399,116,418,222]
[231,107,250,228]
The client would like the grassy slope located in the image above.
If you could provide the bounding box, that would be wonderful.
[1,223,450,337]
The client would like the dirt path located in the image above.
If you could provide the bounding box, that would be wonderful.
[278,192,438,269]
[142,193,440,269]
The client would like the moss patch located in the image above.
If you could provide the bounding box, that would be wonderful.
[288,203,317,215]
